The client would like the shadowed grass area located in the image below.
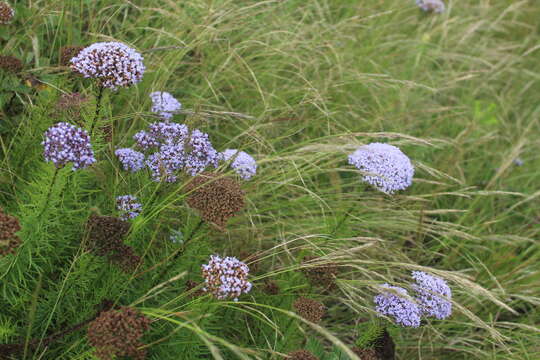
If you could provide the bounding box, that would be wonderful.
[0,0,539,359]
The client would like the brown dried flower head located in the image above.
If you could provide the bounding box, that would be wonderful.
[0,207,21,256]
[0,55,22,73]
[0,2,14,24]
[56,92,88,110]
[373,329,395,360]
[352,347,379,360]
[86,214,130,256]
[87,306,151,360]
[263,280,280,295]
[293,297,325,324]
[60,45,84,66]
[302,256,338,289]
[288,350,319,360]
[185,280,205,298]
[186,172,245,228]
[55,92,89,124]
[108,243,143,273]
[86,215,141,273]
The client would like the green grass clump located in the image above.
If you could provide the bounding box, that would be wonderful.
[0,0,539,359]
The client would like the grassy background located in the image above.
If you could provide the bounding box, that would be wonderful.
[0,0,539,359]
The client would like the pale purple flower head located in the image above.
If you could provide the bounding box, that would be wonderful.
[348,143,414,194]
[201,255,252,301]
[416,0,445,13]
[42,122,96,170]
[145,143,185,182]
[221,149,257,180]
[150,91,181,120]
[411,271,452,320]
[115,148,145,172]
[116,195,142,220]
[133,122,188,150]
[70,42,145,90]
[374,284,422,327]
[184,129,220,176]
[131,121,218,181]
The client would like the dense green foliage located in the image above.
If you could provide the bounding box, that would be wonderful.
[0,0,539,359]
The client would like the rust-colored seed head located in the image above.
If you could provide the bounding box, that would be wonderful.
[287,350,319,360]
[185,280,205,298]
[0,55,23,73]
[0,207,21,256]
[263,280,279,295]
[60,45,84,66]
[55,92,89,124]
[56,92,88,110]
[302,256,338,289]
[0,2,14,24]
[86,215,130,256]
[374,329,395,360]
[293,297,325,324]
[87,306,151,360]
[185,172,245,228]
[109,243,143,273]
[352,347,379,360]
[86,215,141,273]
[101,123,113,143]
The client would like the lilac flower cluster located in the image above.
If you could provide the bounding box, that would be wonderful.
[374,284,422,327]
[145,143,185,182]
[348,143,414,194]
[129,121,219,181]
[70,42,145,90]
[0,1,14,24]
[116,195,142,220]
[150,91,182,120]
[411,271,452,320]
[374,272,452,327]
[134,122,188,150]
[42,122,96,170]
[184,129,220,176]
[221,149,257,180]
[115,148,145,172]
[416,0,445,13]
[201,255,252,301]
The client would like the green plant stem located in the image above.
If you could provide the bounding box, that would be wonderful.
[39,167,59,217]
[150,219,205,286]
[90,85,104,135]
